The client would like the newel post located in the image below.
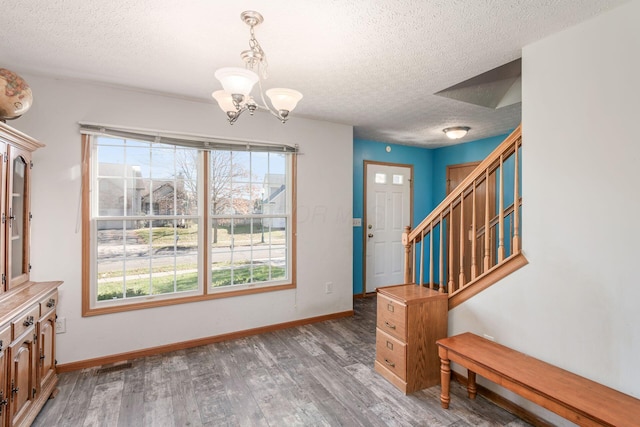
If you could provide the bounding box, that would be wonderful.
[403,225,412,284]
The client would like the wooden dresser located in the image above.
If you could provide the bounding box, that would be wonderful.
[375,284,448,394]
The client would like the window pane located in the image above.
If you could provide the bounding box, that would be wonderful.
[269,153,286,176]
[393,174,403,185]
[211,151,233,215]
[231,152,250,182]
[263,183,286,215]
[231,184,251,215]
[97,146,125,177]
[375,173,386,184]
[211,246,232,287]
[150,146,177,179]
[178,180,198,216]
[96,221,125,301]
[251,152,268,184]
[149,180,176,215]
[97,178,125,216]
[147,219,199,296]
[96,219,153,301]
[126,147,150,178]
[264,218,288,281]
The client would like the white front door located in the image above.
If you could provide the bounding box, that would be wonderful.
[365,163,411,293]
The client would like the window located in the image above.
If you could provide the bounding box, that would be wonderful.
[375,173,387,184]
[82,131,296,315]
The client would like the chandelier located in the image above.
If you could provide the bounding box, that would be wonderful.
[212,11,303,125]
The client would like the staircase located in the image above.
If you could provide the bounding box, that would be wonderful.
[402,125,527,309]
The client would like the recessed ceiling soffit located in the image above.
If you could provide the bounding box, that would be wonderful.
[435,58,522,110]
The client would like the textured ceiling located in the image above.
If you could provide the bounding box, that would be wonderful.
[0,0,628,147]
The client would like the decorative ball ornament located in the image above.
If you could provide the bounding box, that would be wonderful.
[0,68,33,121]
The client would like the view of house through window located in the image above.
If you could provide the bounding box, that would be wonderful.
[86,134,294,312]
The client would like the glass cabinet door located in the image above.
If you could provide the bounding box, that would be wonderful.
[7,146,30,288]
[0,143,5,293]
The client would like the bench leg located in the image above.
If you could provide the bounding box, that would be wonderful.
[467,370,477,399]
[440,357,451,409]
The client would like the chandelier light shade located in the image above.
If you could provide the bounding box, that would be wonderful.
[211,90,237,113]
[212,11,303,124]
[214,68,259,96]
[443,126,471,139]
[266,88,303,112]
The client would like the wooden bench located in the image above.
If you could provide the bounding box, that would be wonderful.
[436,332,640,427]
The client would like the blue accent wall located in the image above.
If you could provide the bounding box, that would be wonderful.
[352,132,513,295]
[353,140,434,295]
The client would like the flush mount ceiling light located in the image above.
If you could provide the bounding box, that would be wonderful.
[443,126,471,139]
[212,11,303,125]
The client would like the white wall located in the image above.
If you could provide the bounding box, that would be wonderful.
[10,75,353,364]
[449,1,640,425]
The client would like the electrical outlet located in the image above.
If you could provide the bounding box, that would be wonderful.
[55,317,66,334]
[325,282,333,294]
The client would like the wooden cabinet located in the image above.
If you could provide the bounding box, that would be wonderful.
[0,123,42,293]
[0,122,62,426]
[7,146,33,290]
[375,284,448,394]
[8,322,37,427]
[0,325,11,426]
[37,297,57,391]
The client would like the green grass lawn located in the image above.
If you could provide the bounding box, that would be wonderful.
[133,225,285,248]
[98,265,286,300]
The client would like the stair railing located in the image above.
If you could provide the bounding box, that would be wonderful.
[402,125,527,308]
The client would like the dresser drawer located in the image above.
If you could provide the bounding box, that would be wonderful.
[40,290,58,316]
[0,324,11,353]
[377,294,406,340]
[376,329,406,380]
[12,305,39,339]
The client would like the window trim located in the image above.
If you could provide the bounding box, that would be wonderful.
[81,135,297,317]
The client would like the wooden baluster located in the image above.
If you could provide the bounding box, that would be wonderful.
[439,213,444,293]
[458,194,465,288]
[484,169,490,272]
[429,222,434,289]
[412,240,417,283]
[419,229,425,285]
[403,226,411,284]
[471,182,477,281]
[448,204,455,294]
[498,154,505,262]
[513,140,521,254]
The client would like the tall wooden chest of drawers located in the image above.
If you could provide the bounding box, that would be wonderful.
[375,284,448,394]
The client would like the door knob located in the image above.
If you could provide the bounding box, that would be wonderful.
[368,233,374,238]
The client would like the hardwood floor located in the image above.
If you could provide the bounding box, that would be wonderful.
[34,297,532,426]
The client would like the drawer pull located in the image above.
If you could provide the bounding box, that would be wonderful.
[46,298,56,308]
[384,321,396,330]
[384,358,396,368]
[386,341,393,350]
[23,316,34,327]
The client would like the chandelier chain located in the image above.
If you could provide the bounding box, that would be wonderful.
[248,25,268,80]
